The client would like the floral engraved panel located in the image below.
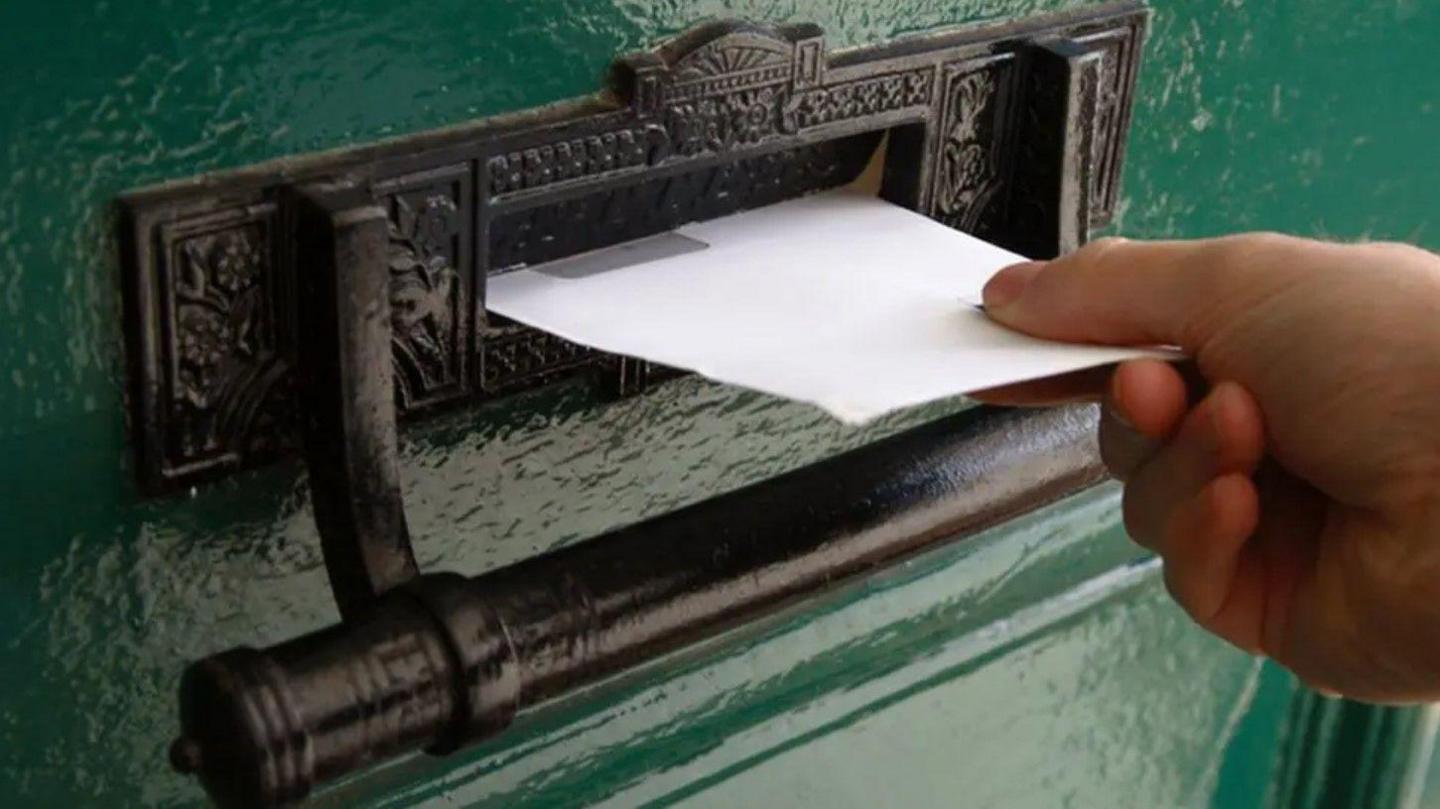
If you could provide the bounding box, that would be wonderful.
[379,164,472,412]
[934,59,1015,235]
[788,69,933,130]
[488,40,935,197]
[161,207,292,475]
[664,85,790,157]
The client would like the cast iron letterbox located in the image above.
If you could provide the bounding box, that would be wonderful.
[116,4,1148,804]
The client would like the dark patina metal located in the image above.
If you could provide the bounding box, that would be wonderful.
[171,404,1108,807]
[139,3,1148,805]
[120,3,1146,493]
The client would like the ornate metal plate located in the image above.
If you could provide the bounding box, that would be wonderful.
[120,2,1147,493]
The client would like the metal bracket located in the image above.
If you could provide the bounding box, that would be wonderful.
[290,181,421,618]
[151,4,1149,805]
[120,3,1147,495]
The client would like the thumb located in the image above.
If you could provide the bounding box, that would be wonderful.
[981,236,1277,352]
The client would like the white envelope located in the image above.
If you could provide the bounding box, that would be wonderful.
[487,188,1177,424]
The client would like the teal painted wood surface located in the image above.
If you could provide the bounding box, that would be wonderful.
[1,0,1437,806]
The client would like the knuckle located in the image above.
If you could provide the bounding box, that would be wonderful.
[1087,235,1131,251]
[1367,240,1439,265]
[1240,231,1301,250]
[1073,236,1131,267]
[1202,231,1298,272]
[1180,233,1304,338]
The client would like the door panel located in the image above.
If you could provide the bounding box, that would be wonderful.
[1,0,1436,806]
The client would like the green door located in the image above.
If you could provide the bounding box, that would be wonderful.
[2,1,1438,806]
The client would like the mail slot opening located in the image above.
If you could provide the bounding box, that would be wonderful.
[478,124,927,393]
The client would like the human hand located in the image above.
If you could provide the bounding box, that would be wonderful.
[978,234,1440,703]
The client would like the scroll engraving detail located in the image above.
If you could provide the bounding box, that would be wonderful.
[387,193,462,408]
[378,164,472,412]
[934,60,1014,235]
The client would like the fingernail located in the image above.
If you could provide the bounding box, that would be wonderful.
[982,261,1044,311]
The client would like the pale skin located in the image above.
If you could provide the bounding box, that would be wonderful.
[977,234,1440,704]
